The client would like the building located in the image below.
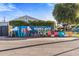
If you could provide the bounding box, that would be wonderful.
[8,15,54,37]
[12,15,41,22]
[0,22,8,36]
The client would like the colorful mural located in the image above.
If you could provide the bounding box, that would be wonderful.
[9,26,53,37]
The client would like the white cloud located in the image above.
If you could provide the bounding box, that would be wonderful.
[0,3,16,12]
[47,3,53,7]
[8,4,16,9]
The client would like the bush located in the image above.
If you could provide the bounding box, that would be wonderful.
[9,20,29,26]
[9,20,54,27]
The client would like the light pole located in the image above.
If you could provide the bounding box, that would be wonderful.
[3,16,6,22]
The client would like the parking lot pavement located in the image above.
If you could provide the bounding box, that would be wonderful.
[0,37,77,51]
[0,37,78,56]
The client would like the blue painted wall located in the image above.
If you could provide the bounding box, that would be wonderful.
[12,26,53,37]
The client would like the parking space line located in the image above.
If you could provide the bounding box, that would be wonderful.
[53,47,79,56]
[0,39,78,53]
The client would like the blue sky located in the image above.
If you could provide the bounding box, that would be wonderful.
[0,3,55,22]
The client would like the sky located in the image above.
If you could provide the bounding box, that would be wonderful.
[0,3,55,22]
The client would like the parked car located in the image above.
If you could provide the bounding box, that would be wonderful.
[71,26,79,37]
[72,26,79,32]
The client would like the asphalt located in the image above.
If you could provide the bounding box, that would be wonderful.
[0,37,78,56]
[0,37,77,51]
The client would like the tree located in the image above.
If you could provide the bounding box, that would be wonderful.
[9,20,29,26]
[9,20,54,27]
[75,17,79,24]
[53,3,79,24]
[28,20,54,26]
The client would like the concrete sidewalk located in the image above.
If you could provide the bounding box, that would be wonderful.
[0,37,78,51]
